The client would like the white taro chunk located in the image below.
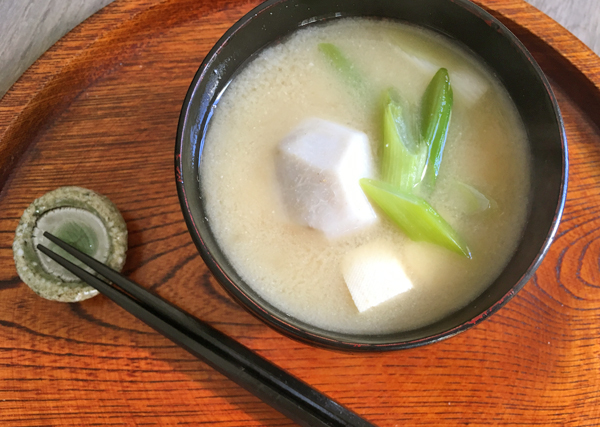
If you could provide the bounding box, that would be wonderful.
[342,239,414,313]
[276,118,377,239]
[390,44,490,107]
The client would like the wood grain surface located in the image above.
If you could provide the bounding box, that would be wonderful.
[0,0,114,98]
[2,0,598,100]
[1,0,600,425]
[525,0,600,56]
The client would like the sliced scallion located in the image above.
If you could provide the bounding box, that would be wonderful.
[452,180,498,214]
[318,43,365,93]
[421,68,453,188]
[360,178,471,258]
[380,89,426,191]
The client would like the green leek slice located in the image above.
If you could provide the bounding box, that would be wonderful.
[452,180,498,214]
[360,178,471,258]
[421,68,453,188]
[380,89,426,191]
[318,43,365,92]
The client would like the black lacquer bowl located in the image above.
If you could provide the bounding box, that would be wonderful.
[175,0,567,351]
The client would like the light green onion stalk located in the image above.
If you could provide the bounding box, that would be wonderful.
[318,43,365,93]
[421,68,453,189]
[380,88,427,192]
[360,178,471,258]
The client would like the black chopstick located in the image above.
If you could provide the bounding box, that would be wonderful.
[37,232,376,427]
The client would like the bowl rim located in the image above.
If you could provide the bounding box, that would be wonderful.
[175,0,568,351]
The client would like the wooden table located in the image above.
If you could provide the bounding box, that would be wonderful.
[1,0,600,425]
[2,0,600,99]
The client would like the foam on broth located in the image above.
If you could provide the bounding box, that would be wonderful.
[200,19,531,334]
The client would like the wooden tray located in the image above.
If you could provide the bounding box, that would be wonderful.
[1,0,599,425]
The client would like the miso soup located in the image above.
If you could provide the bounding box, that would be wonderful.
[200,19,530,334]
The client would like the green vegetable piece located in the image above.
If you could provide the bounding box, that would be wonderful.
[381,89,426,191]
[318,43,364,92]
[360,178,471,258]
[453,180,498,214]
[421,68,453,188]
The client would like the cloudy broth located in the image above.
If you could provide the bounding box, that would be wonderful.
[200,19,530,334]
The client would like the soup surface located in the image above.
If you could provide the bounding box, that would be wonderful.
[200,19,531,334]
